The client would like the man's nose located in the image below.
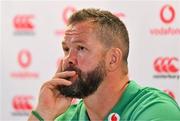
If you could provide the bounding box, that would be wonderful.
[65,49,78,66]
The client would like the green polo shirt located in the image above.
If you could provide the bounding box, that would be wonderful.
[55,81,180,121]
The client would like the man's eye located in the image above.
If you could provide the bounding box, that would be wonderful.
[63,47,69,52]
[77,46,85,51]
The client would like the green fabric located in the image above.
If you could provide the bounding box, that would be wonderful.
[55,81,180,121]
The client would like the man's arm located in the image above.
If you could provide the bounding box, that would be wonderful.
[27,60,76,121]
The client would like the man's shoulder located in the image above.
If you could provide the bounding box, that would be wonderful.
[55,99,83,121]
[126,84,180,120]
[125,81,179,108]
[128,81,178,107]
[138,86,179,106]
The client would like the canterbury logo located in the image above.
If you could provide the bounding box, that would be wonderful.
[13,15,34,30]
[12,96,33,111]
[154,57,179,73]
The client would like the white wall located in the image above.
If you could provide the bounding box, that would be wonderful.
[1,0,180,120]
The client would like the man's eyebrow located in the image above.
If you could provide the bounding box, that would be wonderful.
[72,39,86,44]
[62,39,86,45]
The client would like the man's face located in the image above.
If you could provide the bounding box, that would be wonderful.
[57,22,107,98]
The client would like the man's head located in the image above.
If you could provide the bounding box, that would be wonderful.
[58,8,129,98]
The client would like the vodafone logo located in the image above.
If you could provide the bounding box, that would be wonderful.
[13,15,34,30]
[160,4,175,24]
[108,113,120,121]
[62,6,77,24]
[55,6,76,36]
[18,49,32,68]
[12,95,33,111]
[150,4,180,36]
[11,49,39,79]
[154,57,179,73]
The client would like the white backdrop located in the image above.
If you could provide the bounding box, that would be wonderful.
[1,0,180,121]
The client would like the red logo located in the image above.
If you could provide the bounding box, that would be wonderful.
[163,89,175,99]
[150,4,179,36]
[13,15,34,30]
[10,49,39,79]
[114,12,126,18]
[154,57,179,73]
[62,6,77,24]
[108,113,120,121]
[55,6,76,36]
[12,95,33,111]
[160,4,175,24]
[18,49,32,68]
[111,114,117,121]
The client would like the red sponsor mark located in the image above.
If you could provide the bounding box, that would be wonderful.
[164,89,175,99]
[150,27,180,35]
[154,57,179,73]
[12,95,33,111]
[10,71,39,78]
[114,12,126,18]
[160,4,175,24]
[62,6,76,24]
[55,6,76,36]
[108,113,120,121]
[10,49,39,79]
[18,49,31,68]
[13,15,34,30]
[149,4,180,36]
[111,114,118,121]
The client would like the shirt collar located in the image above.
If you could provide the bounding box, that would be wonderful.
[104,81,141,120]
[78,81,140,121]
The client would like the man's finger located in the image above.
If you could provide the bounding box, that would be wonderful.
[54,71,76,78]
[50,78,72,87]
[41,78,72,90]
[56,59,63,73]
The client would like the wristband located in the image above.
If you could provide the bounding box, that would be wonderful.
[32,110,44,121]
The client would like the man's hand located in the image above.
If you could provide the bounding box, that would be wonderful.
[28,60,75,121]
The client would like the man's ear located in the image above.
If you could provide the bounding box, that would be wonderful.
[105,48,122,71]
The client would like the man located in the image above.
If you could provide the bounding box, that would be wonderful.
[28,8,180,121]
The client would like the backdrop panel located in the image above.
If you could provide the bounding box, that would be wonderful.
[1,0,180,121]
